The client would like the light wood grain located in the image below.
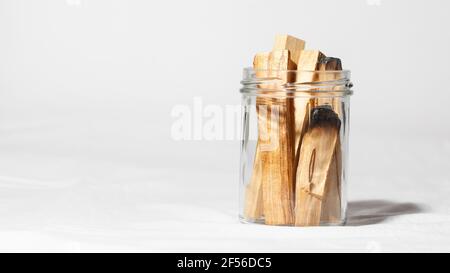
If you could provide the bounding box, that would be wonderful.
[294,50,326,172]
[243,53,269,220]
[244,146,264,219]
[316,57,343,224]
[262,50,296,225]
[273,34,305,67]
[315,57,343,110]
[245,50,297,224]
[245,35,305,224]
[320,140,342,223]
[294,106,340,226]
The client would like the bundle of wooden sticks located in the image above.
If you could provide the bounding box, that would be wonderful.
[244,34,344,226]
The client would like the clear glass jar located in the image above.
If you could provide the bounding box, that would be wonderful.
[239,68,353,226]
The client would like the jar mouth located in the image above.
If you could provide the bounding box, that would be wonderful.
[240,67,353,97]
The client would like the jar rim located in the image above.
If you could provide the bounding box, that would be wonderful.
[249,68,351,73]
[240,67,353,97]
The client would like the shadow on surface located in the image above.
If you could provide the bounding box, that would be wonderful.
[347,200,425,226]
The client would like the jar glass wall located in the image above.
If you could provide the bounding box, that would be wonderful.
[239,68,353,226]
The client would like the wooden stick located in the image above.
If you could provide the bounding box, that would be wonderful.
[262,50,296,225]
[245,50,296,223]
[293,50,326,174]
[294,56,344,224]
[315,57,343,110]
[273,34,305,69]
[294,53,346,226]
[316,57,343,224]
[244,36,305,223]
[297,51,325,82]
[244,146,264,219]
[320,140,342,223]
[294,106,341,226]
[247,50,296,225]
[318,57,342,72]
[284,50,326,226]
[258,37,304,225]
[243,53,269,220]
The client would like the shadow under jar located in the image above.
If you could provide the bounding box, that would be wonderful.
[239,68,353,226]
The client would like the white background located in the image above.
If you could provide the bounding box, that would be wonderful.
[0,0,449,252]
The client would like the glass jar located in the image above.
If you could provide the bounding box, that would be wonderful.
[239,68,353,226]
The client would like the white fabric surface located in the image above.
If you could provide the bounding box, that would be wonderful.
[0,115,449,252]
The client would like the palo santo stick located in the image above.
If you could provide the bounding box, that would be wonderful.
[245,50,296,225]
[316,57,343,223]
[294,106,341,226]
[262,50,296,225]
[315,57,343,111]
[245,50,295,220]
[243,53,269,220]
[244,146,264,219]
[273,34,305,68]
[320,140,342,223]
[273,35,307,166]
[294,50,325,163]
[245,35,304,222]
[260,37,304,224]
[297,51,325,82]
[268,49,296,80]
[318,57,342,76]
